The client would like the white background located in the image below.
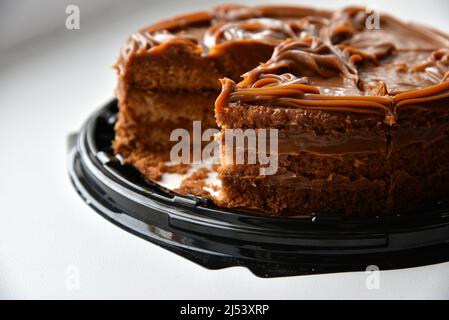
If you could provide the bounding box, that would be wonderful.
[1,0,449,299]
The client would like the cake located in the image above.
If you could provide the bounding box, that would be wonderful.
[113,4,449,216]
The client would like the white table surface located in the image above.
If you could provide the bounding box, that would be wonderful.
[1,0,449,299]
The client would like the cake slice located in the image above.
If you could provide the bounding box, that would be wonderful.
[215,7,449,216]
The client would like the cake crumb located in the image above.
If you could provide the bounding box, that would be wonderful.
[175,167,213,198]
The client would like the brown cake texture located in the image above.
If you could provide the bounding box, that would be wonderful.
[113,4,449,216]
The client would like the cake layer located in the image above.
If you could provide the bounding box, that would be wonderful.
[218,169,449,216]
[217,100,449,178]
[113,88,217,155]
[120,40,276,91]
[217,172,389,215]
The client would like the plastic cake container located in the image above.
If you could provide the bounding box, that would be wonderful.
[67,100,449,277]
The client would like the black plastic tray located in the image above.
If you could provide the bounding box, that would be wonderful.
[67,99,449,277]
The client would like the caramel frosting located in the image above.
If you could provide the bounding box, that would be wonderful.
[215,6,449,125]
[116,4,333,72]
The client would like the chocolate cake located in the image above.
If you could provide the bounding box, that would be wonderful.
[113,4,449,216]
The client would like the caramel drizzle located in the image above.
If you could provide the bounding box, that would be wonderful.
[239,37,359,87]
[412,48,449,83]
[203,18,299,49]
